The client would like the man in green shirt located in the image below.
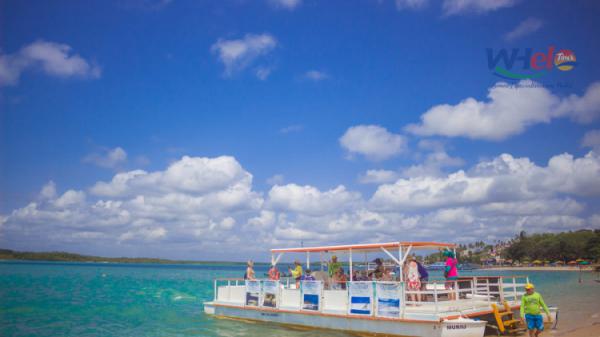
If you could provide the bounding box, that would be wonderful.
[328,255,342,278]
[520,283,552,337]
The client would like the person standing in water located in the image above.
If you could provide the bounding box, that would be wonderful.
[520,283,551,337]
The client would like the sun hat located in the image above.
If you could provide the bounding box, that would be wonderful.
[247,260,254,267]
[525,283,535,289]
[332,255,337,259]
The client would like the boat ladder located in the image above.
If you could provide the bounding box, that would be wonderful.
[491,300,526,335]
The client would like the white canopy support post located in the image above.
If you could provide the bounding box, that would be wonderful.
[272,253,284,266]
[399,244,404,282]
[319,252,323,271]
[349,248,353,281]
[306,252,310,269]
[380,247,401,265]
[400,245,413,265]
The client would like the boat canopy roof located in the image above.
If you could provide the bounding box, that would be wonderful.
[271,241,456,254]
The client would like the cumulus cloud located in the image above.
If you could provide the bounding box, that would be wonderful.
[340,125,407,161]
[269,0,301,10]
[406,81,600,140]
[442,0,517,16]
[504,17,543,41]
[371,151,600,211]
[268,184,361,216]
[83,147,127,169]
[582,129,600,152]
[211,34,277,76]
[0,40,101,86]
[2,151,600,259]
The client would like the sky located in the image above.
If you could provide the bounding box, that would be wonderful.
[1,0,600,261]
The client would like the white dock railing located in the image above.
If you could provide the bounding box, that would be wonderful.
[212,275,529,318]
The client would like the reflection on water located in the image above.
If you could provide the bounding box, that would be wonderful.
[1,261,599,337]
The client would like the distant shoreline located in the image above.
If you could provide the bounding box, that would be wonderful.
[481,266,595,272]
[0,248,268,265]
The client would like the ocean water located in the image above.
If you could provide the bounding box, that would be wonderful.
[1,261,599,337]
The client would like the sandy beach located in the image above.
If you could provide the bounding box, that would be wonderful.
[481,266,595,272]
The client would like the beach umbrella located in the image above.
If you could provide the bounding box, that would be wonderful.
[532,260,543,264]
[579,261,590,265]
[554,261,564,265]
[576,258,585,262]
[568,260,578,265]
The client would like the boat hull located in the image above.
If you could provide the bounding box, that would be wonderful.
[204,302,486,337]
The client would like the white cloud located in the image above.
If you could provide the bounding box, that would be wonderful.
[406,81,600,140]
[359,169,399,184]
[211,34,277,76]
[268,184,361,216]
[442,0,517,16]
[582,129,600,152]
[2,151,599,259]
[395,0,429,10]
[269,0,301,10]
[83,147,127,169]
[504,17,543,41]
[0,40,101,86]
[371,151,600,211]
[340,125,407,161]
[53,190,86,208]
[303,70,329,81]
[401,149,464,177]
[39,181,57,200]
[119,227,166,242]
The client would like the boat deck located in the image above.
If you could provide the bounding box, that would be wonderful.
[210,275,526,322]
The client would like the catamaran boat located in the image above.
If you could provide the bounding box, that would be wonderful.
[203,241,555,337]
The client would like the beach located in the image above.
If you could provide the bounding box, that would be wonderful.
[481,266,595,272]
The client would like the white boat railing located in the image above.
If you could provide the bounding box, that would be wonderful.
[212,275,529,318]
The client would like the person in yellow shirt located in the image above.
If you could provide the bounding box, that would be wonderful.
[289,260,303,288]
[520,283,551,337]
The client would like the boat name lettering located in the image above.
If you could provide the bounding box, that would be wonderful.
[446,324,467,330]
[260,313,279,317]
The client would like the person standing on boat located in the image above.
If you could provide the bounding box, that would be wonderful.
[328,255,342,278]
[301,269,316,281]
[268,264,280,280]
[245,260,256,280]
[289,260,303,288]
[520,283,551,337]
[443,250,458,300]
[416,258,429,301]
[369,258,385,280]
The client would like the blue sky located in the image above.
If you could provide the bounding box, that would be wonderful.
[1,0,600,260]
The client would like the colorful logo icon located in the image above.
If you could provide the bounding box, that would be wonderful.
[486,46,577,80]
[554,50,576,71]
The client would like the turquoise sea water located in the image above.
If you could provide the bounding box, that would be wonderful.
[1,261,599,336]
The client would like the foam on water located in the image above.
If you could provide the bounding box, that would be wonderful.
[1,261,599,336]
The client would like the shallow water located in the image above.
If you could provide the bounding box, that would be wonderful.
[1,261,598,336]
